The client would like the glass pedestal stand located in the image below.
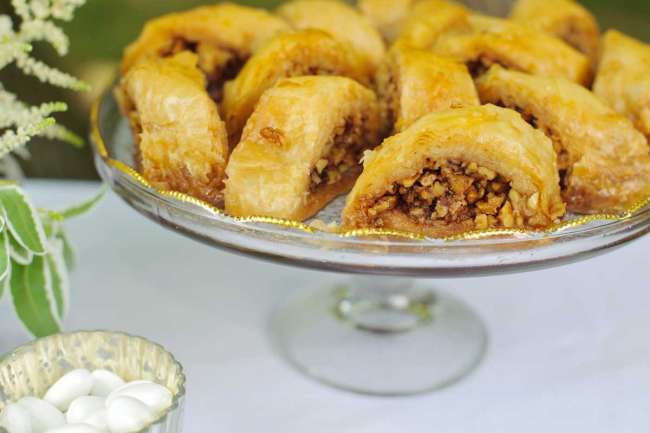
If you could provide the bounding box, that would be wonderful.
[272,277,486,395]
[93,90,650,397]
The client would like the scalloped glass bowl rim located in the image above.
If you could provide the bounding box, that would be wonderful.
[0,330,186,433]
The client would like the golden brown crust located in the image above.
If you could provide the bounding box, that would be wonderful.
[221,30,373,146]
[224,76,381,221]
[116,52,229,206]
[393,0,469,50]
[593,30,650,143]
[276,0,386,71]
[510,0,600,62]
[120,3,290,102]
[431,15,592,85]
[376,44,479,135]
[357,0,416,42]
[342,105,565,236]
[476,65,650,213]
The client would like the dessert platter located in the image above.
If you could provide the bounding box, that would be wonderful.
[92,0,650,395]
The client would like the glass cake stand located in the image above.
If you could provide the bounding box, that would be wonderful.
[92,91,650,396]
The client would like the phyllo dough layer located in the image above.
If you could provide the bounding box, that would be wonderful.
[276,0,386,71]
[376,44,479,135]
[221,30,373,145]
[593,30,650,143]
[393,0,469,50]
[120,3,290,102]
[510,0,600,61]
[342,105,565,237]
[225,76,381,221]
[116,52,229,206]
[477,66,650,213]
[431,15,591,85]
[357,0,416,42]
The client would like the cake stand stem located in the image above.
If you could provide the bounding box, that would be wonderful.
[272,276,488,396]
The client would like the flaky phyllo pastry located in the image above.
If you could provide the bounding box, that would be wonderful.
[431,15,592,85]
[477,66,650,213]
[393,0,469,50]
[342,105,566,237]
[376,44,478,134]
[120,3,290,102]
[116,52,229,206]
[221,30,373,145]
[593,30,650,143]
[225,76,381,221]
[276,0,386,71]
[357,0,415,42]
[510,0,600,62]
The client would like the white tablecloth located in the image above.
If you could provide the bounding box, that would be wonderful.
[1,181,648,433]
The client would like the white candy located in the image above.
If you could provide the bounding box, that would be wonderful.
[43,423,103,433]
[106,382,172,415]
[80,410,107,432]
[16,397,65,433]
[0,403,32,433]
[66,397,105,425]
[44,370,94,411]
[89,371,124,398]
[106,397,153,433]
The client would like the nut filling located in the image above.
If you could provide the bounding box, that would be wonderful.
[309,115,371,192]
[366,159,544,229]
[165,39,247,103]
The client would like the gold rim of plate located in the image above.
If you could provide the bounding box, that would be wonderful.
[91,99,650,242]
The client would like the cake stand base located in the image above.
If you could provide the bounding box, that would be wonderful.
[272,276,487,396]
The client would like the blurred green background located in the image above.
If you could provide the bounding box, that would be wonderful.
[1,0,648,179]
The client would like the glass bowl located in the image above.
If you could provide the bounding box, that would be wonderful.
[0,331,185,433]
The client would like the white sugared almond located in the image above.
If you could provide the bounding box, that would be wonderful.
[65,397,105,425]
[44,370,94,411]
[16,397,65,433]
[107,382,172,415]
[0,403,32,433]
[90,371,124,398]
[44,424,103,433]
[106,397,154,433]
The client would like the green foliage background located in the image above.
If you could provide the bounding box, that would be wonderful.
[0,0,648,179]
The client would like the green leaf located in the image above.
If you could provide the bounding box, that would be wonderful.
[8,232,33,265]
[46,239,69,319]
[0,185,47,254]
[59,186,107,220]
[57,229,76,270]
[11,256,61,337]
[0,230,10,298]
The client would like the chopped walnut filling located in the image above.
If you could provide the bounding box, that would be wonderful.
[378,66,400,135]
[164,39,246,103]
[367,159,541,229]
[309,116,370,192]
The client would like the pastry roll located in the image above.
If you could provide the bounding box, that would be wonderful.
[510,0,600,61]
[276,0,386,71]
[221,30,372,145]
[225,76,381,221]
[431,15,592,85]
[116,52,229,206]
[376,45,479,135]
[393,0,469,50]
[342,105,566,237]
[593,30,650,143]
[121,3,290,102]
[477,66,650,213]
[357,0,415,42]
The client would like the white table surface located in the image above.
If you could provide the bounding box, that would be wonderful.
[1,180,649,433]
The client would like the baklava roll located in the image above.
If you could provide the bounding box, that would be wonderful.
[376,45,479,135]
[342,105,566,237]
[357,0,415,42]
[393,0,469,50]
[510,0,600,62]
[121,3,290,102]
[431,15,591,85]
[593,30,650,143]
[221,30,372,145]
[276,0,385,71]
[477,66,650,213]
[225,76,381,221]
[116,52,229,206]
